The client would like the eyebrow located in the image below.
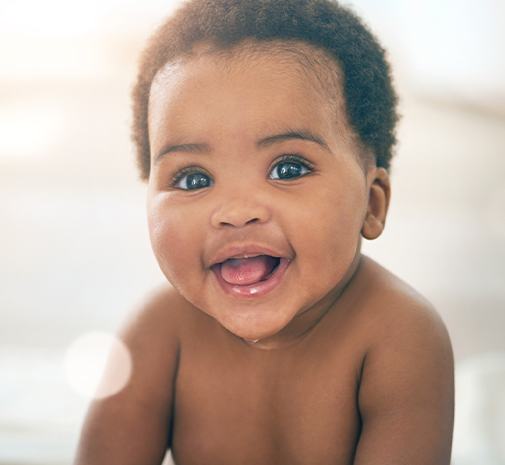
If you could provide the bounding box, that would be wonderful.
[154,142,210,162]
[154,128,330,162]
[257,129,330,151]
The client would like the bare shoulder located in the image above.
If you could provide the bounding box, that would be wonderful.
[353,255,454,390]
[74,284,196,464]
[351,255,454,465]
[119,282,210,357]
[353,255,452,350]
[120,282,191,345]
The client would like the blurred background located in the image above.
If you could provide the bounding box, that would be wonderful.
[0,0,504,463]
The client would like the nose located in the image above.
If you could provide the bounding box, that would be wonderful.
[210,194,272,229]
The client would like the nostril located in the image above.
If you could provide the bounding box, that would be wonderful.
[219,217,259,227]
[211,202,271,229]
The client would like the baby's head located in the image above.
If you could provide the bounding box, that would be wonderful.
[132,0,398,179]
[132,0,398,344]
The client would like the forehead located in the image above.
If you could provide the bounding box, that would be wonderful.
[148,40,352,152]
[152,39,342,99]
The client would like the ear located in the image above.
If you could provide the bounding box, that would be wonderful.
[361,167,391,240]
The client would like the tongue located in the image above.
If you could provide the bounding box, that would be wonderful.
[220,255,277,285]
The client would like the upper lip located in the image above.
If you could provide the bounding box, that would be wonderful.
[207,242,292,268]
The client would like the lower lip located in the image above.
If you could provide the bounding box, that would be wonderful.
[212,258,291,299]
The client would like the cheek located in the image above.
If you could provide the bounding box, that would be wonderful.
[147,198,203,283]
[299,182,364,232]
[293,182,365,269]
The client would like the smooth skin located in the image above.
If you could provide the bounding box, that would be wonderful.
[75,40,454,465]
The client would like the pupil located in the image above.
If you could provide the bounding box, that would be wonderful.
[188,173,210,189]
[279,162,301,179]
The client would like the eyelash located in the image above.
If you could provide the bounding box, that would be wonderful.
[169,153,314,190]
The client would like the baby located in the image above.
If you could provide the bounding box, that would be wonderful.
[75,0,454,464]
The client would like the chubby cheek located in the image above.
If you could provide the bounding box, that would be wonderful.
[293,183,365,289]
[147,196,204,291]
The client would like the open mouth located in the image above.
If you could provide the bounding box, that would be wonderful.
[211,255,290,298]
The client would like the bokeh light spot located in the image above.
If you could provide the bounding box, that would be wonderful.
[64,331,132,399]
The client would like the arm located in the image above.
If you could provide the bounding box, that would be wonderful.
[74,286,180,465]
[354,303,454,465]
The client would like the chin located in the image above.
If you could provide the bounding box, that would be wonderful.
[216,306,294,342]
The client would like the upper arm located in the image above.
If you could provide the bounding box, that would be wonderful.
[354,301,455,465]
[74,285,181,465]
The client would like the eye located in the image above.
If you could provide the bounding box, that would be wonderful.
[269,155,313,180]
[171,168,213,190]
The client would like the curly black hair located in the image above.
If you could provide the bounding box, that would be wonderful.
[131,0,398,180]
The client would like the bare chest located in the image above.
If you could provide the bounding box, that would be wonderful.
[171,338,362,465]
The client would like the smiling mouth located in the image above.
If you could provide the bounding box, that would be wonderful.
[218,255,280,284]
[211,255,290,298]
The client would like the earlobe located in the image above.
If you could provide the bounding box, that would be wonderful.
[361,167,391,240]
